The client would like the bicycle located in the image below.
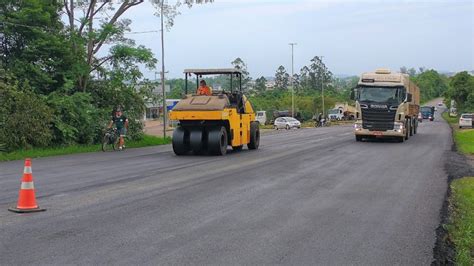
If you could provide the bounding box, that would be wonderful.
[101,128,120,152]
[315,119,330,127]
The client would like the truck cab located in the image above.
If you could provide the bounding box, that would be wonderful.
[256,111,267,125]
[420,106,434,121]
[328,108,343,121]
[352,68,420,142]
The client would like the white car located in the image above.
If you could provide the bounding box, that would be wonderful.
[459,113,473,129]
[274,117,301,130]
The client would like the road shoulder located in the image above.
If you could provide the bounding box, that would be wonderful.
[432,113,474,265]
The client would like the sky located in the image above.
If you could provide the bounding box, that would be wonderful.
[118,0,474,79]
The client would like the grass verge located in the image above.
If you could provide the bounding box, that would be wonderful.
[442,112,459,126]
[447,177,474,265]
[454,130,474,155]
[0,135,171,161]
[442,112,474,155]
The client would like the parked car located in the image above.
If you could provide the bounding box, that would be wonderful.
[418,112,423,123]
[438,102,443,107]
[274,117,301,130]
[459,113,473,129]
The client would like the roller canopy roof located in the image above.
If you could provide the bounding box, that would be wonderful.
[184,68,243,75]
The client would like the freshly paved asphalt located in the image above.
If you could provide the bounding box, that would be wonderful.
[0,109,450,265]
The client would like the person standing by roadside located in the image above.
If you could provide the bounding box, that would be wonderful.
[108,107,129,150]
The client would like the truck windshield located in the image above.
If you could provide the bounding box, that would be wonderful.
[421,107,432,113]
[328,109,339,114]
[357,86,404,104]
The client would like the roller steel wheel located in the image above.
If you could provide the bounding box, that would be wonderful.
[208,127,228,156]
[172,126,190,155]
[248,122,260,150]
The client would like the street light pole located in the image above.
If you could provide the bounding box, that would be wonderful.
[160,0,167,139]
[289,43,297,118]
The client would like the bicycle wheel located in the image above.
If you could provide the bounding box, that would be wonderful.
[112,135,119,151]
[102,135,110,152]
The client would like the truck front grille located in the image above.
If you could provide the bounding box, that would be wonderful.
[361,108,396,131]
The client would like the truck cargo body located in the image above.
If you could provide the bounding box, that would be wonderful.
[353,69,420,142]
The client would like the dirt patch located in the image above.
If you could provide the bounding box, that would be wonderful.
[432,141,474,265]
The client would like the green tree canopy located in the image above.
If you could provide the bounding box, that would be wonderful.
[446,71,474,112]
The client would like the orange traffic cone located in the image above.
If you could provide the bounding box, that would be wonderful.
[8,158,46,213]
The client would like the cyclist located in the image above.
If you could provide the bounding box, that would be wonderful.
[108,107,129,150]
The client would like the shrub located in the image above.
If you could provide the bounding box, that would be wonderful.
[47,92,104,145]
[0,81,53,151]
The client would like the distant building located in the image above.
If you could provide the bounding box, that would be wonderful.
[137,82,171,120]
[265,80,276,90]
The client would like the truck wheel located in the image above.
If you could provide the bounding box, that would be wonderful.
[355,135,363,142]
[172,126,190,155]
[414,120,418,134]
[409,119,414,136]
[405,120,410,140]
[248,122,260,150]
[208,126,228,155]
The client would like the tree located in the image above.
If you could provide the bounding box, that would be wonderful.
[275,66,290,90]
[62,0,156,91]
[292,73,301,92]
[0,0,75,94]
[151,0,214,29]
[412,70,448,102]
[400,66,408,74]
[299,66,311,89]
[254,76,267,93]
[309,56,333,91]
[446,71,474,112]
[231,57,252,90]
[408,67,417,77]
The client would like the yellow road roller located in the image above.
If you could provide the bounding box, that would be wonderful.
[169,68,260,155]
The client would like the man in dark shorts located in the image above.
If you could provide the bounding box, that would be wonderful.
[108,108,129,150]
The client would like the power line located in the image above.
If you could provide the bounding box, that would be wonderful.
[0,21,57,32]
[124,30,159,35]
[0,21,157,35]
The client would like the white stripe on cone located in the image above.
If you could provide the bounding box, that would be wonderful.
[24,166,32,174]
[20,182,34,190]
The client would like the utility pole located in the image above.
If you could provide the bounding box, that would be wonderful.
[319,55,325,117]
[160,0,167,139]
[289,43,297,118]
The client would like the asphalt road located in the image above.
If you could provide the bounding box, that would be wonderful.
[0,109,450,265]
